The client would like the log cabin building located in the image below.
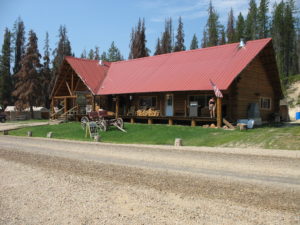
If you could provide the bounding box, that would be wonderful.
[51,38,282,126]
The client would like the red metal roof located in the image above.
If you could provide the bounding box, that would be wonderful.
[65,38,273,95]
[65,57,110,94]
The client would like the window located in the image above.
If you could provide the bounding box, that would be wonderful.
[189,95,213,107]
[260,97,271,110]
[139,96,157,108]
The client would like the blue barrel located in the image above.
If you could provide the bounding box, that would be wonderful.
[296,112,300,120]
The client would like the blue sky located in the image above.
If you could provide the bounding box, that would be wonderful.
[0,0,296,61]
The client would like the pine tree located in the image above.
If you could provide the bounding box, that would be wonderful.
[201,29,208,48]
[129,18,149,59]
[108,41,123,62]
[161,18,173,53]
[13,30,42,118]
[205,1,220,47]
[154,38,162,55]
[227,8,236,43]
[12,17,25,74]
[190,34,199,50]
[100,51,108,61]
[88,49,94,59]
[174,17,185,52]
[245,0,258,41]
[94,46,100,60]
[257,0,270,38]
[0,28,13,108]
[271,0,299,83]
[236,13,245,42]
[80,49,87,58]
[41,32,52,108]
[219,25,226,45]
[51,25,72,91]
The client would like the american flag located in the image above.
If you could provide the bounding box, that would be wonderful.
[209,79,223,98]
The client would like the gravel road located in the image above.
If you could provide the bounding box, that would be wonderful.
[0,136,299,225]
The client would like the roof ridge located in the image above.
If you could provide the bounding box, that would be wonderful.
[65,56,108,63]
[111,38,272,65]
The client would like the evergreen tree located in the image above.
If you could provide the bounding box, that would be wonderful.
[154,38,162,55]
[94,46,100,60]
[227,8,236,43]
[219,25,226,45]
[245,0,258,41]
[201,29,209,48]
[161,18,173,53]
[51,25,72,91]
[271,1,299,82]
[257,0,270,38]
[13,30,42,118]
[0,28,13,108]
[204,1,220,47]
[236,13,245,42]
[100,51,108,61]
[41,32,52,108]
[190,34,199,50]
[107,41,123,62]
[174,17,185,52]
[12,17,25,74]
[80,49,87,58]
[129,18,149,59]
[88,49,94,59]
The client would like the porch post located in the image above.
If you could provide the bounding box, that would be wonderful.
[50,99,54,115]
[92,95,95,111]
[115,96,119,119]
[64,97,67,113]
[217,97,222,128]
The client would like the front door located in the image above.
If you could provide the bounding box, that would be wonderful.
[165,94,174,116]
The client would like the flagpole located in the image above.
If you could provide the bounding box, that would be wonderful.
[217,97,222,128]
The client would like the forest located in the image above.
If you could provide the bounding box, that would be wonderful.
[0,0,299,112]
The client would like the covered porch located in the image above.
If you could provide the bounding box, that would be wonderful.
[98,91,223,127]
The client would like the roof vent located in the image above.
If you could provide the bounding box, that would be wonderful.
[239,39,246,49]
[99,60,104,66]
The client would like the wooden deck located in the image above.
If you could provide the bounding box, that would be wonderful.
[75,114,217,126]
[114,115,216,126]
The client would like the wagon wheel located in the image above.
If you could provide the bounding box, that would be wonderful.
[98,120,108,132]
[81,116,89,130]
[116,118,124,129]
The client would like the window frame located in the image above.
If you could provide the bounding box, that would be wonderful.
[187,94,213,108]
[138,96,158,108]
[260,97,272,110]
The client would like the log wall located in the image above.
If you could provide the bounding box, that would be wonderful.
[230,55,279,121]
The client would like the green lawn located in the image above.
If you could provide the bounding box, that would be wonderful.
[8,122,300,150]
[6,119,49,124]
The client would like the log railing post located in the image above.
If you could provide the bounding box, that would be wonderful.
[115,96,119,119]
[217,97,222,128]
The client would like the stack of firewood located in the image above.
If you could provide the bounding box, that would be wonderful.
[136,108,160,117]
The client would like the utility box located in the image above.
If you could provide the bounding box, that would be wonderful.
[189,101,198,117]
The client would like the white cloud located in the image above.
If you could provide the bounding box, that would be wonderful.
[141,0,290,25]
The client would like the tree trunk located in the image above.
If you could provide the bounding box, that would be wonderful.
[30,105,34,119]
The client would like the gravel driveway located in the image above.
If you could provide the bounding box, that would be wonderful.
[0,136,299,225]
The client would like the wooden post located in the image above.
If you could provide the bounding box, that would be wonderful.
[168,119,173,126]
[92,95,95,111]
[130,118,135,124]
[50,99,54,115]
[148,119,153,125]
[217,97,222,128]
[191,119,196,127]
[64,97,67,113]
[115,96,119,119]
[184,99,187,117]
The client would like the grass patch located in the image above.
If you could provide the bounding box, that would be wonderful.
[6,119,49,124]
[8,122,300,150]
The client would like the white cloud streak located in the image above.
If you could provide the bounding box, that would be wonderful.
[139,0,286,24]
